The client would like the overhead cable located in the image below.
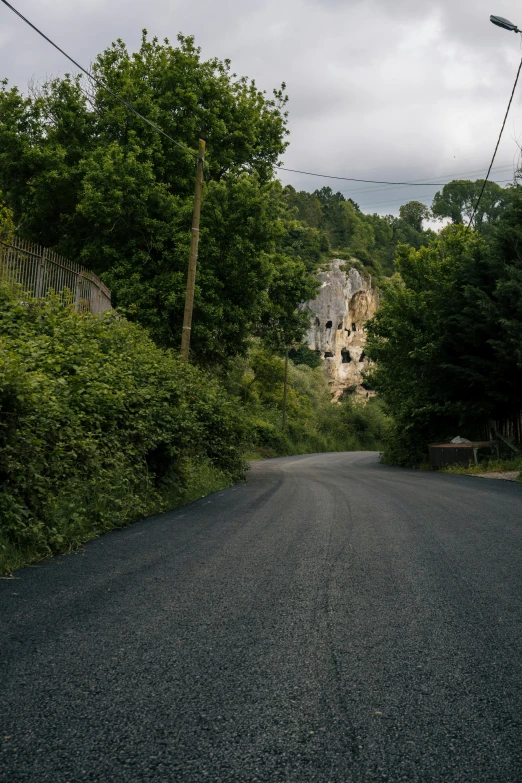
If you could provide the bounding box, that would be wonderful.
[276,165,518,189]
[275,166,457,186]
[353,179,515,206]
[354,180,513,210]
[468,56,522,226]
[0,0,198,159]
[335,164,515,197]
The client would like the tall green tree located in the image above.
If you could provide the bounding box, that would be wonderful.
[431,179,508,228]
[365,218,522,465]
[0,33,316,361]
[0,190,14,240]
[398,200,430,233]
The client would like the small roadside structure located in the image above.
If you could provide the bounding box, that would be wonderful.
[429,437,499,468]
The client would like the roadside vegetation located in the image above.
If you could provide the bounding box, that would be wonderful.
[0,33,393,572]
[364,189,522,467]
[0,283,388,573]
[290,175,522,469]
[441,457,522,480]
[0,283,247,572]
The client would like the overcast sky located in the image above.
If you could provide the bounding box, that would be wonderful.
[2,0,522,215]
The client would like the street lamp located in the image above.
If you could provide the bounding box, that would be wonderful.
[490,15,520,33]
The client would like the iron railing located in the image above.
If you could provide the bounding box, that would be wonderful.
[0,237,111,315]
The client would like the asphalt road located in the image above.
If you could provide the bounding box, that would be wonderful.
[1,452,522,783]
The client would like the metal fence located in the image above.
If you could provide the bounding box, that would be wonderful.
[0,237,112,315]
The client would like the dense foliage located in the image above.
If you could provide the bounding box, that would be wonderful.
[284,186,435,279]
[0,189,14,240]
[223,344,389,458]
[365,198,522,465]
[0,34,319,361]
[0,283,247,569]
[13,30,520,558]
[0,33,396,572]
[0,282,388,571]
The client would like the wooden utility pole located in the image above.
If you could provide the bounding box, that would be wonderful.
[282,347,289,430]
[180,139,206,362]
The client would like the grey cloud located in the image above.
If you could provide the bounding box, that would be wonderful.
[1,0,522,214]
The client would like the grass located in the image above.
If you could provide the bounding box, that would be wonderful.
[441,456,522,481]
[243,448,273,461]
[0,459,238,576]
[161,460,238,508]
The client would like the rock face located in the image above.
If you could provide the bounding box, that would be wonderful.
[303,259,378,400]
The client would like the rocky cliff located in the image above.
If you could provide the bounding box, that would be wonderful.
[303,259,378,399]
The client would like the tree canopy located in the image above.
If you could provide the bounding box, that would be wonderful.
[284,185,435,279]
[0,191,14,240]
[0,33,318,361]
[431,179,509,228]
[365,203,522,465]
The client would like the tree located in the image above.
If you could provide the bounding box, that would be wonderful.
[283,185,436,279]
[431,179,508,228]
[0,33,317,362]
[399,200,430,233]
[284,186,323,229]
[258,252,319,352]
[365,221,522,465]
[0,190,14,240]
[277,220,330,271]
[288,345,321,368]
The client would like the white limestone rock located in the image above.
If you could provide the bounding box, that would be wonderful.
[302,259,378,400]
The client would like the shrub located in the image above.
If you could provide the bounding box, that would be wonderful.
[0,284,247,567]
[338,396,389,451]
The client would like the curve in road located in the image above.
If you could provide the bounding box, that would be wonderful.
[1,452,522,782]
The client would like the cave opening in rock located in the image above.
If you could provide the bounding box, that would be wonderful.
[341,349,351,364]
[324,351,334,358]
[360,351,366,362]
[337,323,343,330]
[325,320,333,329]
[352,322,356,331]
[315,317,320,327]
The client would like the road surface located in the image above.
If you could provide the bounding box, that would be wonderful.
[1,452,522,782]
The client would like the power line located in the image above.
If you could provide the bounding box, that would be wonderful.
[335,163,516,198]
[275,166,457,186]
[468,56,522,227]
[354,179,515,208]
[355,180,513,210]
[276,163,519,190]
[337,177,512,203]
[0,0,198,160]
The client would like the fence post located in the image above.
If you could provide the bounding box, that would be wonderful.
[35,248,46,298]
[75,272,83,311]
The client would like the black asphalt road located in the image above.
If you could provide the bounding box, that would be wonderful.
[1,452,522,783]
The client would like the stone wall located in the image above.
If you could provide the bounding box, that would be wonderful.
[303,259,378,399]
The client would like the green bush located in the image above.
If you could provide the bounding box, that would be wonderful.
[288,345,321,368]
[229,344,389,457]
[249,417,292,456]
[337,396,389,451]
[0,284,247,569]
